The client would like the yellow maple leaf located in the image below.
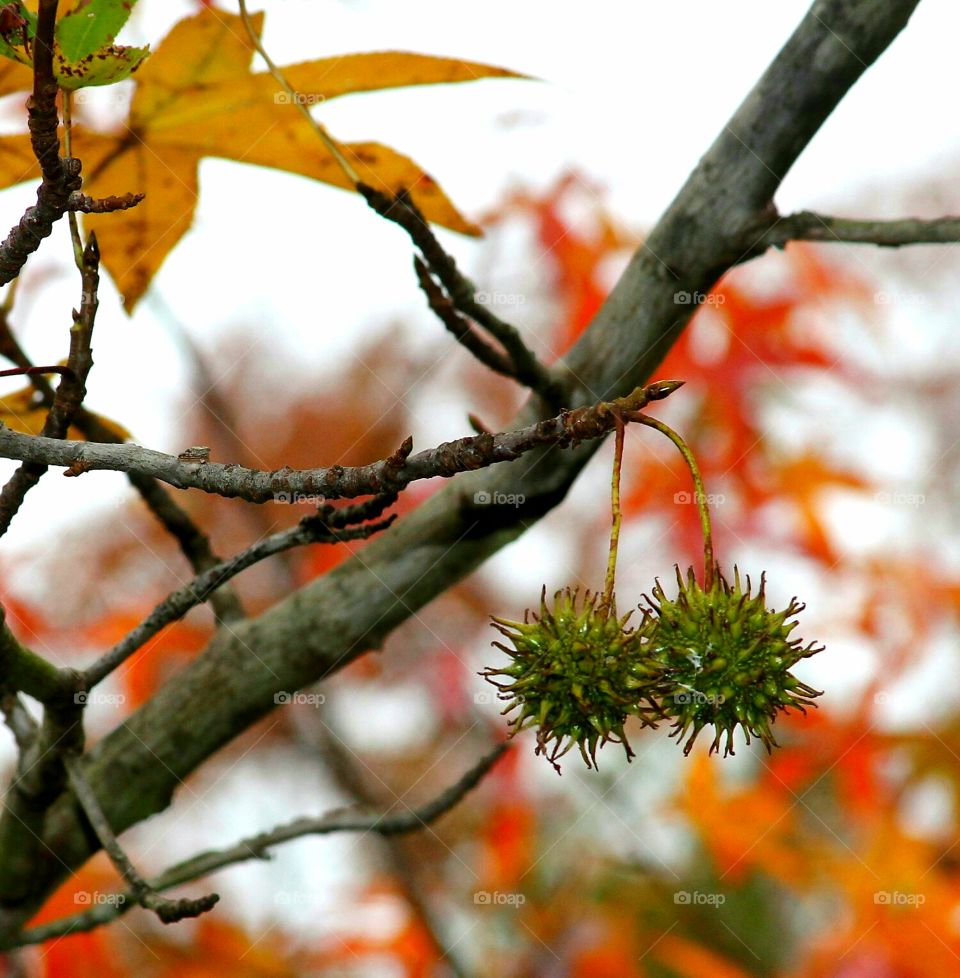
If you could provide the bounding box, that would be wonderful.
[0,381,130,441]
[0,9,523,310]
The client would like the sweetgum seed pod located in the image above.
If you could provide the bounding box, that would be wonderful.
[637,565,824,757]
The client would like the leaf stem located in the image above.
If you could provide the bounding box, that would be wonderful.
[236,0,360,185]
[60,91,84,270]
[602,417,625,614]
[634,413,714,589]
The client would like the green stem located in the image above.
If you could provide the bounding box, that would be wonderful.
[602,419,625,615]
[634,414,714,589]
[61,91,84,271]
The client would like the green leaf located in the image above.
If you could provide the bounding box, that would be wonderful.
[55,42,150,90]
[0,36,26,66]
[56,0,138,62]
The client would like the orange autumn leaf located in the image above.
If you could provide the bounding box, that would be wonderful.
[757,454,866,562]
[794,819,960,978]
[85,611,211,708]
[653,934,755,978]
[311,885,440,978]
[28,856,126,978]
[0,57,31,98]
[677,754,818,887]
[150,918,300,978]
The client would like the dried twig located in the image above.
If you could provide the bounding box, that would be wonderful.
[83,500,397,688]
[0,0,81,286]
[65,756,219,925]
[414,256,516,379]
[360,184,561,404]
[66,192,145,214]
[757,209,960,252]
[0,380,683,503]
[11,742,509,947]
[0,234,99,537]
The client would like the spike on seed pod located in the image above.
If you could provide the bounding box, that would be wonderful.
[481,587,662,773]
[638,565,823,757]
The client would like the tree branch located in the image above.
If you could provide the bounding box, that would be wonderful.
[359,184,562,406]
[0,380,682,502]
[83,499,398,688]
[9,742,509,947]
[64,756,219,926]
[756,209,960,251]
[0,233,99,537]
[0,0,81,287]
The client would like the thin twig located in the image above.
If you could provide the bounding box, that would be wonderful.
[65,755,219,925]
[0,692,37,756]
[414,256,516,379]
[0,234,100,537]
[0,0,82,286]
[83,502,397,688]
[758,210,960,252]
[11,742,509,947]
[0,380,684,503]
[360,185,561,405]
[0,305,244,623]
[67,192,144,214]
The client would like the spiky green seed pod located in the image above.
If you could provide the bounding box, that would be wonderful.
[482,588,661,772]
[639,565,823,757]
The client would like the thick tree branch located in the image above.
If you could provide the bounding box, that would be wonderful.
[0,0,923,928]
[0,380,682,501]
[9,742,509,947]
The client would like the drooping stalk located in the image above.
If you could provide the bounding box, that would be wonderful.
[634,413,714,589]
[602,418,625,615]
[61,91,84,270]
